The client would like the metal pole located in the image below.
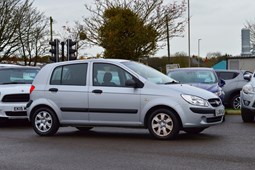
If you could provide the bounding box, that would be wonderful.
[188,0,191,67]
[198,39,201,67]
[50,17,53,42]
[166,15,171,64]
[61,42,65,62]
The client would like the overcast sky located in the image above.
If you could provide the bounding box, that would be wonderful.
[33,0,255,58]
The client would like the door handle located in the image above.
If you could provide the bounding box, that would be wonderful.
[49,88,58,92]
[92,89,103,94]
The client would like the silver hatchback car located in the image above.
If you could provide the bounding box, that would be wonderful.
[26,59,224,140]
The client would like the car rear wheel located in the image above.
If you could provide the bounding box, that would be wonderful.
[31,107,59,136]
[183,127,206,134]
[241,108,255,122]
[148,109,180,140]
[231,94,240,110]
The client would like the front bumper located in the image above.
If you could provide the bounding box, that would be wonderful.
[178,104,225,128]
[0,102,28,119]
[240,90,255,112]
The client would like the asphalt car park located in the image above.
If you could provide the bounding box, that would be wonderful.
[0,115,254,170]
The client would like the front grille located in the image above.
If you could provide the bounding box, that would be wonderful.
[5,111,27,116]
[206,116,222,123]
[208,98,221,107]
[2,94,29,102]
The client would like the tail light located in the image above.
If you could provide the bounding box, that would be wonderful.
[30,85,35,94]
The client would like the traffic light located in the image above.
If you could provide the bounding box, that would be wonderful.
[66,39,77,60]
[49,39,60,62]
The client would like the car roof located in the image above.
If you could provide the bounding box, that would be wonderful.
[0,65,40,70]
[44,58,132,67]
[215,69,251,74]
[168,67,214,72]
[0,64,22,68]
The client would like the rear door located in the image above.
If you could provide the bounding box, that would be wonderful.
[45,63,89,123]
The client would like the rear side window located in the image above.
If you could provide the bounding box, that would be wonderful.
[50,63,87,86]
[217,72,238,80]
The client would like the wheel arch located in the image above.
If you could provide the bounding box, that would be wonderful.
[29,104,60,124]
[144,105,183,128]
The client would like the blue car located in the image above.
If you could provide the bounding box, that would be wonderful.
[167,67,225,101]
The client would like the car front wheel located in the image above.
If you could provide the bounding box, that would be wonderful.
[31,107,59,136]
[241,108,255,122]
[148,109,180,140]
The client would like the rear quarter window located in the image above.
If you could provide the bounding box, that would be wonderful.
[217,72,239,80]
[50,63,88,86]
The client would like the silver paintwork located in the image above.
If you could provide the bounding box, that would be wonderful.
[27,59,224,135]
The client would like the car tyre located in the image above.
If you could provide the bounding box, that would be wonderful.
[183,127,206,134]
[148,109,180,140]
[31,107,59,136]
[241,108,255,122]
[231,94,240,110]
[76,127,93,132]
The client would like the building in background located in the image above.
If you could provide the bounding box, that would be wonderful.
[241,28,251,56]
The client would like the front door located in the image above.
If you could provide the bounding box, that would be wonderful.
[88,63,141,125]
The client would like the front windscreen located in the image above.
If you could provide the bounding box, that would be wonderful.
[122,61,176,84]
[0,68,40,84]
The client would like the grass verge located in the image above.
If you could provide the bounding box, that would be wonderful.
[225,108,241,115]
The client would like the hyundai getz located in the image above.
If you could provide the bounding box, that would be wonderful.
[26,59,224,140]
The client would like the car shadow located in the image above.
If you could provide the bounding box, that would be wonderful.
[52,128,222,141]
[0,119,31,128]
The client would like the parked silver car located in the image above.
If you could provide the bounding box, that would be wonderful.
[240,71,255,122]
[167,67,225,101]
[26,59,224,140]
[216,70,252,109]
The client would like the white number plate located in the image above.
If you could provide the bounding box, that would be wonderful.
[215,109,224,116]
[14,107,26,111]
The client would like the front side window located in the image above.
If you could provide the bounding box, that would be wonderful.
[93,63,133,87]
[50,63,87,86]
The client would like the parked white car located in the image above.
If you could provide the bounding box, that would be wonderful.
[0,66,40,122]
[27,59,224,140]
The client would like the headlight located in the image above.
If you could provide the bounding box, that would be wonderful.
[243,84,255,94]
[215,89,224,97]
[181,94,209,107]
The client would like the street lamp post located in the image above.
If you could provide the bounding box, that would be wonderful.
[198,39,201,67]
[188,0,191,67]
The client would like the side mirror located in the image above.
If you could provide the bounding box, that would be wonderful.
[219,79,225,87]
[125,79,137,88]
[244,74,252,81]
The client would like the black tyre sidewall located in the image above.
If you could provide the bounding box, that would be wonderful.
[241,108,255,122]
[148,109,180,140]
[31,107,59,136]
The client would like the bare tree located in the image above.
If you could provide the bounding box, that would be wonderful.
[81,0,186,53]
[245,20,255,47]
[0,0,27,60]
[17,3,49,66]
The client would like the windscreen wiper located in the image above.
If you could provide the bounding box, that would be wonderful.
[165,81,179,84]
